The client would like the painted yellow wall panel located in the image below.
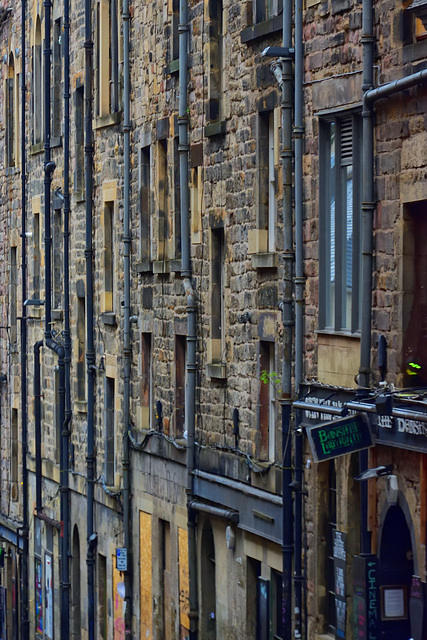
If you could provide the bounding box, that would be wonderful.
[112,555,125,640]
[178,527,190,638]
[140,511,153,639]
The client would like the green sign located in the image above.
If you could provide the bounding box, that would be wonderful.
[306,413,373,462]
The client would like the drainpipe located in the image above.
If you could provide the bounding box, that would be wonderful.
[20,2,29,639]
[178,0,198,637]
[293,0,305,631]
[44,0,54,342]
[359,0,375,393]
[43,3,70,637]
[122,0,132,634]
[34,341,43,513]
[359,0,375,558]
[62,0,72,634]
[84,1,96,638]
[279,1,294,638]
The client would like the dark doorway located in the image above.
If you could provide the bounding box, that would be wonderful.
[201,520,216,640]
[379,506,413,640]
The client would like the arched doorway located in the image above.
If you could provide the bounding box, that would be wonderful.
[200,520,216,640]
[379,505,414,640]
[72,525,81,639]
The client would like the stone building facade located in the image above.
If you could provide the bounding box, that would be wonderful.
[1,0,427,639]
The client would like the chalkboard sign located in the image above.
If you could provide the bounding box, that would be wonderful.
[353,555,378,640]
[306,414,374,462]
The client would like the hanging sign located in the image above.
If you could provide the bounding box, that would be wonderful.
[306,414,374,462]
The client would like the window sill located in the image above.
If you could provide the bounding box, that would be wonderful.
[241,15,283,44]
[135,260,153,274]
[316,329,360,339]
[153,260,170,274]
[166,58,179,75]
[75,400,87,414]
[50,135,62,149]
[205,120,227,137]
[206,362,227,379]
[5,165,20,176]
[100,312,117,326]
[403,37,427,62]
[251,252,278,269]
[28,307,44,319]
[93,110,122,130]
[30,142,44,155]
[51,309,63,321]
[74,190,85,203]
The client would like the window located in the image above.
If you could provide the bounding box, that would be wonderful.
[33,211,41,299]
[77,294,86,401]
[139,145,153,263]
[75,85,84,194]
[95,0,119,117]
[157,139,169,262]
[258,341,275,461]
[190,166,202,244]
[140,333,152,429]
[258,110,277,253]
[53,208,63,309]
[54,367,61,463]
[319,114,361,333]
[170,0,179,63]
[11,408,18,501]
[6,54,15,167]
[103,202,114,312]
[173,137,181,260]
[33,16,43,144]
[175,335,186,438]
[210,227,225,363]
[254,0,283,23]
[207,0,224,123]
[105,376,115,485]
[10,246,17,344]
[52,18,62,140]
[401,202,427,386]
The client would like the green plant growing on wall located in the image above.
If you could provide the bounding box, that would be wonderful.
[260,370,282,394]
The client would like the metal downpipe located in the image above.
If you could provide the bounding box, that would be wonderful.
[84,1,96,638]
[44,0,53,341]
[34,341,43,513]
[122,0,132,635]
[294,0,305,631]
[280,1,294,638]
[359,0,375,393]
[20,2,29,638]
[62,0,72,634]
[179,0,198,636]
[359,0,375,556]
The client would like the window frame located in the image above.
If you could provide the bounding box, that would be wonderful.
[253,0,283,24]
[319,111,362,334]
